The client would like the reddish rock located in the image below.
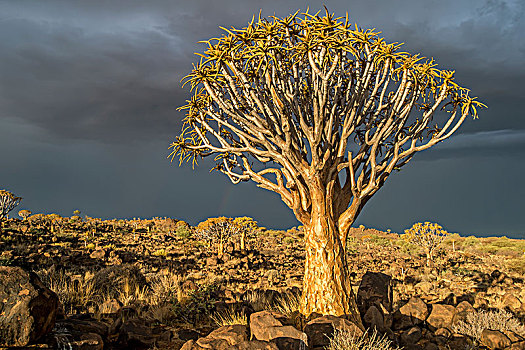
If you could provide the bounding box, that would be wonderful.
[393,297,429,330]
[304,315,363,348]
[426,304,455,331]
[250,311,306,347]
[502,293,522,312]
[0,266,58,347]
[452,301,475,325]
[89,248,106,259]
[181,325,250,350]
[481,329,511,349]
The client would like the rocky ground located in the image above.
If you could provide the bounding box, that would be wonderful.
[0,217,524,349]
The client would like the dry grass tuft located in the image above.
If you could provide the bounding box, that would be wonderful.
[326,328,400,350]
[269,293,301,316]
[146,304,176,325]
[37,268,95,314]
[117,277,150,306]
[452,309,525,341]
[149,270,185,305]
[211,307,248,326]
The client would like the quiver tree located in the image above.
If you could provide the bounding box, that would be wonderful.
[0,189,22,220]
[170,9,484,319]
[195,217,240,257]
[233,216,259,250]
[404,222,449,267]
[18,209,32,221]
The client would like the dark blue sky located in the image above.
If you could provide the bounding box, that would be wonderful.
[1,0,524,237]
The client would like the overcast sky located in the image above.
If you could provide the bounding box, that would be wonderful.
[1,0,524,238]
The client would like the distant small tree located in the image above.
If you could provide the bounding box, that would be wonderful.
[404,221,449,266]
[0,190,22,219]
[233,216,259,250]
[46,214,64,234]
[18,209,32,220]
[196,217,240,256]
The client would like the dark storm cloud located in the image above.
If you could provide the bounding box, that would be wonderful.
[1,0,523,141]
[1,0,524,236]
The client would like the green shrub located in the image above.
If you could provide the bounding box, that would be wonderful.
[174,225,192,239]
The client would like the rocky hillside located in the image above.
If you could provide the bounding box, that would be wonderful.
[0,216,524,349]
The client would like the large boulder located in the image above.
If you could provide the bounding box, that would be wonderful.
[452,301,475,326]
[425,304,455,332]
[357,272,393,315]
[250,311,307,348]
[0,266,59,347]
[393,297,429,330]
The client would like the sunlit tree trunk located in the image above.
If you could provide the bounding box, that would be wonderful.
[240,231,246,251]
[217,241,224,257]
[300,187,362,327]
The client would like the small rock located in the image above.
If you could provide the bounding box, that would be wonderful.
[233,340,279,349]
[183,325,249,349]
[447,334,472,350]
[117,319,170,348]
[434,327,451,338]
[71,332,104,350]
[501,330,524,343]
[178,329,201,341]
[423,342,439,350]
[206,256,218,266]
[400,326,422,345]
[426,304,455,332]
[481,329,511,349]
[90,248,106,259]
[415,281,433,294]
[198,325,248,348]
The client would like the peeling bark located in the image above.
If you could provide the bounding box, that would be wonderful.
[300,186,362,328]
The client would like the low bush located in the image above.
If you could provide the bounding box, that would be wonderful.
[452,309,525,342]
[326,328,400,350]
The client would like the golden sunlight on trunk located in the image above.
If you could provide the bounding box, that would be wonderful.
[299,193,362,328]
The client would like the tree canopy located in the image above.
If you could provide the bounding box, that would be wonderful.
[170,9,484,233]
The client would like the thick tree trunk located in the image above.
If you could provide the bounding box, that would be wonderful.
[299,192,362,328]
